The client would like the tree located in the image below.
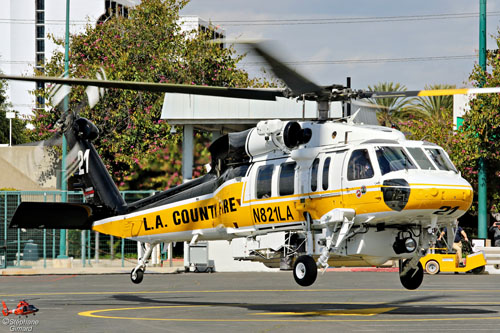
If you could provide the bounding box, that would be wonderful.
[366,82,415,126]
[408,84,455,121]
[31,0,268,190]
[0,77,28,145]
[455,39,500,211]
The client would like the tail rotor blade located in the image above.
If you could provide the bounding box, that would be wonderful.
[47,82,71,108]
[85,68,107,108]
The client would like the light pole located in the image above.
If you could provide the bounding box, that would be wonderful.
[58,0,70,258]
[478,0,487,239]
[6,112,15,146]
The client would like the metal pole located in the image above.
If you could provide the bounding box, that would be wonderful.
[478,0,488,239]
[52,229,55,259]
[121,238,125,267]
[43,193,46,268]
[87,230,91,266]
[81,230,85,267]
[346,77,351,117]
[95,232,99,263]
[16,195,20,266]
[3,194,6,249]
[58,0,70,258]
[110,235,114,260]
[43,229,46,269]
[168,242,173,267]
[9,118,12,147]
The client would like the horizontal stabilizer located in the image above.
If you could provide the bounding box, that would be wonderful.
[10,202,94,229]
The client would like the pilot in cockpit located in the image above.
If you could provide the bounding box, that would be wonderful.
[349,149,374,180]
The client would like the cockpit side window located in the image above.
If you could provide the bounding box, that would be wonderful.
[425,148,457,172]
[407,148,435,170]
[311,158,319,192]
[256,165,274,199]
[322,157,331,190]
[279,162,296,196]
[375,146,416,175]
[347,149,374,180]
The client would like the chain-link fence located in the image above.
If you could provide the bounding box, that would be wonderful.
[0,190,155,269]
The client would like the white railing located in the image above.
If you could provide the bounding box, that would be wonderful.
[476,246,500,274]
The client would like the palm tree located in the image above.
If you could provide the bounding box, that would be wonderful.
[366,82,414,127]
[408,84,455,121]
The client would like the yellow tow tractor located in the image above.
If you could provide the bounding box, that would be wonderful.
[420,248,486,275]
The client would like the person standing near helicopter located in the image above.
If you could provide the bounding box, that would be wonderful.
[437,222,469,267]
[489,211,500,247]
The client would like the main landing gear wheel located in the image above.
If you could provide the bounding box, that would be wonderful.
[131,268,144,284]
[399,260,424,290]
[425,260,440,275]
[293,255,318,287]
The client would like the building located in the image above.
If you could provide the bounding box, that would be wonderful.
[0,1,225,117]
[178,16,225,48]
[0,0,141,116]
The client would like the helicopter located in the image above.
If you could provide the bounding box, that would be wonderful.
[3,42,495,290]
[2,300,39,317]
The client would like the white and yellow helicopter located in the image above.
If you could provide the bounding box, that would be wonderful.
[3,43,493,290]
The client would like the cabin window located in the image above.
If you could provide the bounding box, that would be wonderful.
[279,162,296,196]
[347,149,374,180]
[375,146,416,175]
[228,164,250,179]
[425,148,457,172]
[256,165,274,199]
[322,157,331,190]
[311,158,319,192]
[407,148,435,170]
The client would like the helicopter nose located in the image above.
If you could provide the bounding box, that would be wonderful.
[408,176,473,215]
[381,176,473,215]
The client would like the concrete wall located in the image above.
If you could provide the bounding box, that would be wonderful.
[0,146,57,190]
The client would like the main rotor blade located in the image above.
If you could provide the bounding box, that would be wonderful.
[247,42,324,97]
[363,87,500,98]
[351,99,391,109]
[0,75,285,101]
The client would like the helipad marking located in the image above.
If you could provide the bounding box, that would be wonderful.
[251,307,397,316]
[78,305,500,323]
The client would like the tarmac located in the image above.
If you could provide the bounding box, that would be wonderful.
[1,270,500,332]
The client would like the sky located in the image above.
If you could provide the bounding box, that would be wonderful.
[180,0,500,91]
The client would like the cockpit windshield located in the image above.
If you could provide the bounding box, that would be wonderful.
[407,147,435,170]
[425,148,458,173]
[375,146,416,175]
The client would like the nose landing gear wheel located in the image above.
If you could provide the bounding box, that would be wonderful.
[131,268,144,284]
[293,255,318,287]
[399,260,424,290]
[425,260,440,275]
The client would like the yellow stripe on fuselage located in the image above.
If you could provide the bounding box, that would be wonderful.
[92,180,473,239]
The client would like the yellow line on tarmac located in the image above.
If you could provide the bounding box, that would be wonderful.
[78,305,500,323]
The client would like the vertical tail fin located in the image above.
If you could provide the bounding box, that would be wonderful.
[2,301,9,316]
[11,116,127,230]
[66,117,127,215]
